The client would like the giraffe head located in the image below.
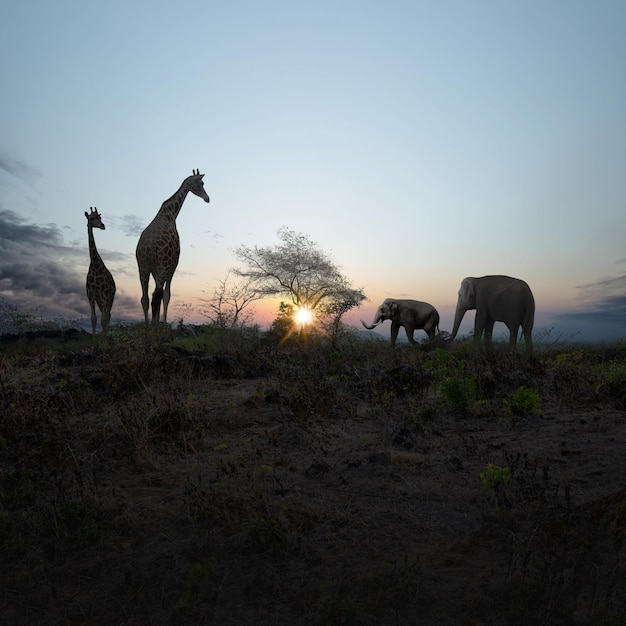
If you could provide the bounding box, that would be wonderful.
[85,207,106,230]
[188,169,210,203]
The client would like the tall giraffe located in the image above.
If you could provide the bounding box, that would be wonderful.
[135,169,210,323]
[85,207,116,334]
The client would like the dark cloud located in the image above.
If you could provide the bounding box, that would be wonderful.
[0,157,140,328]
[551,273,626,342]
[0,210,89,319]
[0,210,138,325]
[0,209,65,247]
[578,274,626,295]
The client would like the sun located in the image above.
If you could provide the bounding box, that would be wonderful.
[294,306,313,326]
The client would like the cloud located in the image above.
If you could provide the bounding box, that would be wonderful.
[0,210,86,316]
[0,209,65,247]
[551,273,626,342]
[0,210,138,325]
[108,214,147,237]
[0,156,40,186]
[576,275,626,318]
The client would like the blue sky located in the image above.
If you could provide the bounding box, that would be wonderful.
[1,1,625,342]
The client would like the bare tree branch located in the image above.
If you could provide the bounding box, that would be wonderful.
[198,271,262,328]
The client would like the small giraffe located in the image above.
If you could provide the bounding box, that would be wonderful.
[85,207,116,334]
[135,169,210,323]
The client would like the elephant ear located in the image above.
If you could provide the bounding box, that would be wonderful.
[461,278,476,308]
[389,301,399,315]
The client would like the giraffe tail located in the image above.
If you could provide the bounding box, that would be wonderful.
[151,286,164,320]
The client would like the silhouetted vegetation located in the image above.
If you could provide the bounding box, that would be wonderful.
[234,227,366,331]
[1,322,626,624]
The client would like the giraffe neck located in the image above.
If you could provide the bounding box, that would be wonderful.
[87,225,103,266]
[156,177,193,221]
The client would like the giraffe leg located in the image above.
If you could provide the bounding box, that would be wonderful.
[101,307,111,332]
[139,272,150,324]
[89,301,97,335]
[103,292,115,332]
[162,284,170,324]
[151,284,164,323]
[162,280,172,324]
[101,289,115,333]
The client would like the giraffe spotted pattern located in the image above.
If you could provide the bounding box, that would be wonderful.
[85,207,116,334]
[135,169,210,323]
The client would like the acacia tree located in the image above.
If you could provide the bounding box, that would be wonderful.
[234,227,365,333]
[316,284,365,346]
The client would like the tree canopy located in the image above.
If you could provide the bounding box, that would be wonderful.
[234,227,365,321]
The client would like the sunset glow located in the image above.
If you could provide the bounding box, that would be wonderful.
[294,307,313,327]
[1,3,625,343]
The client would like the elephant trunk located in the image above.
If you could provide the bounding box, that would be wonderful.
[361,318,381,330]
[361,311,383,330]
[450,303,467,340]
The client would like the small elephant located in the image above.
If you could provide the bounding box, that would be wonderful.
[361,298,440,346]
[450,275,535,354]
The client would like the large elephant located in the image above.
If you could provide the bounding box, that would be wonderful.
[450,275,535,354]
[361,298,440,346]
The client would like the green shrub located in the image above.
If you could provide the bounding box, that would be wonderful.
[480,463,511,491]
[439,374,476,410]
[505,386,541,416]
[426,349,476,410]
[480,463,512,509]
[593,359,626,403]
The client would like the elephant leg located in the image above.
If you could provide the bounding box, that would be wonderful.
[390,322,400,346]
[483,319,496,352]
[473,312,487,349]
[508,326,518,351]
[405,326,417,344]
[523,328,534,355]
[424,322,436,342]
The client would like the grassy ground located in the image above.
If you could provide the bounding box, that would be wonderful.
[1,324,626,625]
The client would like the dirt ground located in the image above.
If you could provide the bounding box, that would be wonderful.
[1,334,626,624]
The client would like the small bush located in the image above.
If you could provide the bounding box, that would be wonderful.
[480,463,512,509]
[505,386,541,416]
[439,374,476,410]
[426,350,476,410]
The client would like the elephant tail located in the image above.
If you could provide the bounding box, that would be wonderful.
[361,319,381,330]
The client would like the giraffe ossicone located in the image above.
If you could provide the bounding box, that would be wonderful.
[85,207,116,334]
[135,169,210,324]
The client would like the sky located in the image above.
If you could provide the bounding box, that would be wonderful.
[1,1,626,343]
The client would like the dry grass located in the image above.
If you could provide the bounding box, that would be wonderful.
[1,324,626,624]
